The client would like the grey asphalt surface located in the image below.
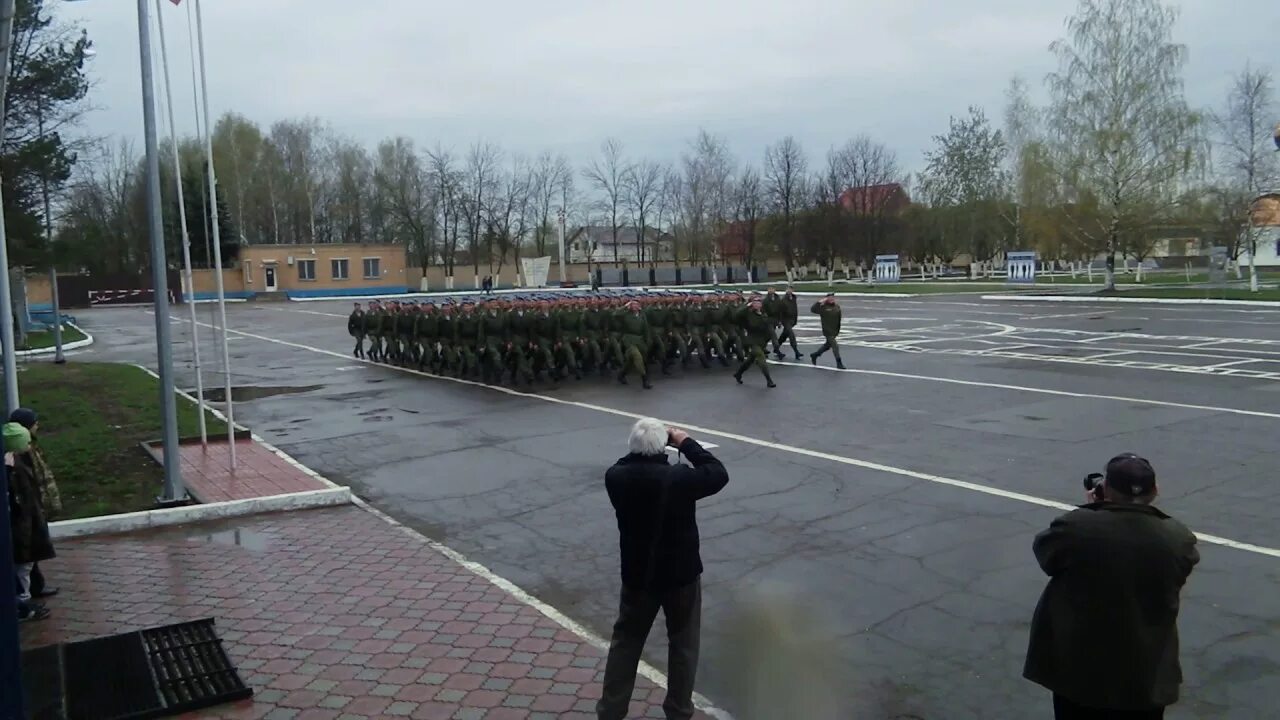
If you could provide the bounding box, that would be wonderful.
[53,293,1280,719]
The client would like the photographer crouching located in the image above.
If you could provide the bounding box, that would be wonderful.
[597,419,729,720]
[1025,454,1200,719]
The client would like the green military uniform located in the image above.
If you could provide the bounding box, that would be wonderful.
[667,300,691,368]
[385,307,403,362]
[455,308,481,378]
[411,308,437,370]
[437,309,459,375]
[714,300,743,362]
[580,306,607,373]
[506,309,535,384]
[734,305,778,387]
[479,307,508,382]
[348,308,366,358]
[684,300,712,368]
[367,306,386,361]
[762,291,783,356]
[616,308,652,388]
[776,291,801,360]
[810,297,845,369]
[644,304,672,374]
[399,307,419,364]
[604,305,626,370]
[528,310,560,380]
[555,306,583,379]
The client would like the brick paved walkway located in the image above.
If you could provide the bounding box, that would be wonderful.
[168,438,328,503]
[20,505,712,720]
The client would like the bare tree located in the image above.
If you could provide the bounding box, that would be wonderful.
[427,146,462,283]
[733,167,764,274]
[268,117,326,243]
[1216,63,1278,291]
[764,137,808,278]
[531,152,572,258]
[681,130,735,265]
[1047,0,1205,290]
[374,137,435,273]
[463,142,501,286]
[829,135,903,271]
[583,138,629,263]
[624,160,662,265]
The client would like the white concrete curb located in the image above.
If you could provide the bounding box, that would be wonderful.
[981,294,1280,308]
[44,363,353,539]
[189,297,249,304]
[49,487,351,539]
[15,322,94,358]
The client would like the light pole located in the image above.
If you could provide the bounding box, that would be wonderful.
[557,206,566,286]
[0,0,21,414]
[37,100,65,363]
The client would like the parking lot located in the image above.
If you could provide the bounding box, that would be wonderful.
[62,293,1280,719]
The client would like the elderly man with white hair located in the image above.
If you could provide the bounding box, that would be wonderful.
[597,418,729,720]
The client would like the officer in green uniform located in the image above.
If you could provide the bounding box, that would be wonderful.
[617,301,653,389]
[437,304,459,375]
[506,301,535,385]
[479,300,509,383]
[385,303,403,363]
[716,296,744,362]
[810,292,846,369]
[775,288,802,361]
[762,288,784,357]
[734,299,778,388]
[604,298,627,371]
[455,303,481,379]
[348,302,366,358]
[698,295,729,366]
[368,301,386,362]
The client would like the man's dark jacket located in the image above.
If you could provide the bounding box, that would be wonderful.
[605,438,729,591]
[1024,502,1199,711]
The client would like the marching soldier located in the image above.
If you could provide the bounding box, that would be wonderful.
[348,302,366,358]
[775,288,802,361]
[644,296,673,375]
[507,300,535,385]
[580,298,607,374]
[479,300,508,384]
[809,292,846,369]
[455,302,481,379]
[735,299,778,388]
[555,299,584,380]
[529,301,560,381]
[437,303,459,376]
[617,300,653,389]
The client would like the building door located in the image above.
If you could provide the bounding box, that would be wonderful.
[264,265,278,292]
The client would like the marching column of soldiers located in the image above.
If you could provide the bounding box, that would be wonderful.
[346,287,845,390]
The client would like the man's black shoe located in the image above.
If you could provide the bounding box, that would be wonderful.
[767,380,777,389]
[837,362,847,370]
[810,354,818,366]
[734,373,744,385]
[617,372,628,385]
[33,587,58,599]
[642,376,654,390]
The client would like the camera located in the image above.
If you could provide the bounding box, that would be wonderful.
[1083,472,1105,502]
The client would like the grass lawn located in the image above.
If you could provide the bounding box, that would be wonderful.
[20,324,87,351]
[16,362,229,520]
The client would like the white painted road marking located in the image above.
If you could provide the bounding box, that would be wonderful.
[170,314,1280,561]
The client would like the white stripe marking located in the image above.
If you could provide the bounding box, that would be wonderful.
[169,314,1280,560]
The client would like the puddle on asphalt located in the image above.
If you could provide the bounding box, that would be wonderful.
[194,385,323,402]
[193,529,271,552]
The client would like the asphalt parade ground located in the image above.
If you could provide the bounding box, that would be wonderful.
[63,294,1280,719]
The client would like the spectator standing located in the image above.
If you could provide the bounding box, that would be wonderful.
[597,419,729,720]
[5,422,55,605]
[1024,454,1199,720]
[10,409,59,599]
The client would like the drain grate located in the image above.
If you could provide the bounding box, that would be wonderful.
[23,618,252,720]
[140,619,252,714]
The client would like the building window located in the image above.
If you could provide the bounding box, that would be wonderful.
[363,257,381,279]
[298,259,316,281]
[331,258,349,280]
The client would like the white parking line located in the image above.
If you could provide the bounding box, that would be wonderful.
[170,314,1280,560]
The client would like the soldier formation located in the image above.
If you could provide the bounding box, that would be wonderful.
[346,288,845,390]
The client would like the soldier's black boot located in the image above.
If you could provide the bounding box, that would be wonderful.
[641,375,653,390]
[774,351,784,361]
[733,372,743,385]
[794,351,803,361]
[617,371,628,386]
[661,363,672,376]
[766,375,777,389]
[837,360,847,370]
[810,353,818,365]
[718,355,729,368]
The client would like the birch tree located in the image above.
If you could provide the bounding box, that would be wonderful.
[583,138,628,262]
[1216,64,1278,291]
[624,160,662,265]
[764,137,808,279]
[1047,0,1205,290]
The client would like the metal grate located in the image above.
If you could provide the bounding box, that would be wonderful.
[139,618,252,714]
[24,618,252,720]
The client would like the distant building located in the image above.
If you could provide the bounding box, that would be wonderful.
[566,226,674,263]
[839,183,912,216]
[237,242,408,297]
[1239,193,1280,268]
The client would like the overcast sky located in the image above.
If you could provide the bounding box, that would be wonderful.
[60,0,1277,176]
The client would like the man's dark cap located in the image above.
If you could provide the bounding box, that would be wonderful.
[1104,453,1156,496]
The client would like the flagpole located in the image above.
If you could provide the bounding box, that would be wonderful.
[192,0,236,470]
[156,0,207,447]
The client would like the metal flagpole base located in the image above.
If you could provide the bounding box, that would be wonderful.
[154,495,194,509]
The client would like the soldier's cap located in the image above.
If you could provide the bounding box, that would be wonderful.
[1104,453,1157,497]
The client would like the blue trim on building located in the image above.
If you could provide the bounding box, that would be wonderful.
[190,291,257,301]
[285,286,409,299]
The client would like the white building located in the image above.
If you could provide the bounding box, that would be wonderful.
[567,226,674,264]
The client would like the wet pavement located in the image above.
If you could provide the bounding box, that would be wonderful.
[21,506,708,720]
[54,295,1280,719]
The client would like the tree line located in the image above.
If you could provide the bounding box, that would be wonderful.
[36,0,1280,291]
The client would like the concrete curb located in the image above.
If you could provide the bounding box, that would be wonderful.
[15,322,94,358]
[981,294,1280,307]
[49,487,351,539]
